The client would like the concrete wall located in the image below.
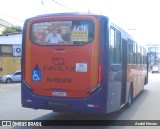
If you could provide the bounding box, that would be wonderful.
[0,56,21,76]
[0,33,22,76]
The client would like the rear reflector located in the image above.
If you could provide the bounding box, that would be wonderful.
[87,104,100,108]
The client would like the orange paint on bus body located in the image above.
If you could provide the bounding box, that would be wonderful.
[24,15,101,98]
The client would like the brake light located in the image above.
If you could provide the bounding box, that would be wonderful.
[98,65,102,83]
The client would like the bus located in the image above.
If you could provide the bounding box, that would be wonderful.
[21,13,148,114]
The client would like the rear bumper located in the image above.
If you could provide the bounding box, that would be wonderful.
[21,82,106,114]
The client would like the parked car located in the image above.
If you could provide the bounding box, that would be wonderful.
[152,65,160,73]
[0,71,21,83]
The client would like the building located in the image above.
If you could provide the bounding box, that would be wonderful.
[146,44,160,63]
[0,33,22,76]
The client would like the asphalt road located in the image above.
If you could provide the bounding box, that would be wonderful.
[0,72,160,129]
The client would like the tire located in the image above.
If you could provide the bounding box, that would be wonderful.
[6,78,12,83]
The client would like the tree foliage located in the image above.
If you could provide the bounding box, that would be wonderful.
[2,26,22,34]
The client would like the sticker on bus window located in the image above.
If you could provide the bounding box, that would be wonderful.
[76,63,87,72]
[71,25,88,42]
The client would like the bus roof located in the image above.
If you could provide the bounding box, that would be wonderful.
[25,12,109,21]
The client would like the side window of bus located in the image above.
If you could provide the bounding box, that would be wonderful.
[141,46,147,64]
[110,27,121,64]
[127,40,137,64]
[137,46,142,64]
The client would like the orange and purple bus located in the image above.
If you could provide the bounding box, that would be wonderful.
[21,13,148,114]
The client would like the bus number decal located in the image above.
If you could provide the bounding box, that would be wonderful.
[47,77,71,83]
[71,25,88,42]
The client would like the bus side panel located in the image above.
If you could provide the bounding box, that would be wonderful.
[108,65,122,113]
[102,21,122,113]
[99,17,122,113]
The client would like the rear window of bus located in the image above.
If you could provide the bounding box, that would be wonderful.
[30,20,94,45]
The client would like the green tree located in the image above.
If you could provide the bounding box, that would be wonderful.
[2,26,22,34]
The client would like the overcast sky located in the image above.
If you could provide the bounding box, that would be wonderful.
[0,0,160,45]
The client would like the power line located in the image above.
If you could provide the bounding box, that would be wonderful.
[0,23,11,28]
[0,13,24,27]
[0,19,17,29]
[52,0,77,12]
[0,13,24,23]
[41,0,77,12]
[0,19,13,27]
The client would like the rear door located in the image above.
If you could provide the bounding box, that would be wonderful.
[24,15,101,98]
[108,27,123,112]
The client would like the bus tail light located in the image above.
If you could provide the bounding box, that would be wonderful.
[98,65,102,83]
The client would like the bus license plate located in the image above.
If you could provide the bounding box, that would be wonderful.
[52,90,66,97]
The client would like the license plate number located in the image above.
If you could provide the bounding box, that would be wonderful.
[52,90,66,96]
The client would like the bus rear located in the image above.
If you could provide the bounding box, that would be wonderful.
[21,13,106,113]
